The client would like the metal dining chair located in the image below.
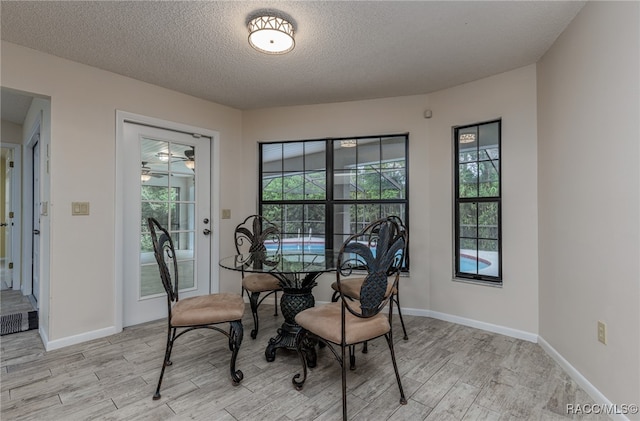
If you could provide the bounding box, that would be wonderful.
[148,217,245,400]
[329,215,409,347]
[234,215,282,339]
[292,217,407,420]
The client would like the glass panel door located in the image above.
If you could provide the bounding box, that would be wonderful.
[123,122,211,326]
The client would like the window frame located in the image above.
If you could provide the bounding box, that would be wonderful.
[453,119,502,284]
[258,134,409,270]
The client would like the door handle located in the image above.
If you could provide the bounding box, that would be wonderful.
[33,229,40,235]
[203,229,211,235]
[0,223,7,227]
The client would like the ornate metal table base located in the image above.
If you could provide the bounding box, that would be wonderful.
[265,272,323,363]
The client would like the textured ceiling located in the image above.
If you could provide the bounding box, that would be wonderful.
[1,1,585,114]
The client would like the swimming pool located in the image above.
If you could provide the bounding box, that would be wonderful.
[266,242,326,253]
[459,255,491,272]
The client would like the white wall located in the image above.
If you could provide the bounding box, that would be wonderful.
[243,65,540,335]
[537,1,640,408]
[1,119,23,144]
[1,41,245,342]
[427,65,539,336]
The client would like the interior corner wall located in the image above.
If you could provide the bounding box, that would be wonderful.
[426,65,539,335]
[537,1,640,407]
[242,65,539,335]
[242,95,429,305]
[1,41,244,343]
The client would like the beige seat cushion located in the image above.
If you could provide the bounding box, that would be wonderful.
[242,273,281,293]
[295,301,390,345]
[171,293,244,327]
[331,276,396,300]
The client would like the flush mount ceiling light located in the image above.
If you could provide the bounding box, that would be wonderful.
[459,133,476,144]
[247,14,295,54]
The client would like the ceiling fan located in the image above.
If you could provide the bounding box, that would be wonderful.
[141,161,162,182]
[156,147,195,170]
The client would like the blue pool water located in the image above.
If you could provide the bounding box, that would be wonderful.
[460,255,490,272]
[267,242,326,253]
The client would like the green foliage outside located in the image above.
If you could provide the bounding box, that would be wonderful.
[458,148,499,253]
[261,161,406,239]
[140,185,178,252]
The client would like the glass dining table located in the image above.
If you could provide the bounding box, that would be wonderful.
[219,249,339,362]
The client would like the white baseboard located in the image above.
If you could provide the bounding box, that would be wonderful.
[44,326,119,351]
[538,336,631,421]
[427,309,538,343]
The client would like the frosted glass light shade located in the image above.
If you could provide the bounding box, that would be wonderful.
[248,15,295,54]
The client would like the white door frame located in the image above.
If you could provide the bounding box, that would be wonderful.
[114,111,221,333]
[22,119,41,299]
[2,143,22,290]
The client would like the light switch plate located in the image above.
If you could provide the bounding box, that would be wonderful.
[222,209,231,219]
[72,202,90,216]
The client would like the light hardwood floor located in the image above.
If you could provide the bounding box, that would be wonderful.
[1,305,609,420]
[1,289,36,316]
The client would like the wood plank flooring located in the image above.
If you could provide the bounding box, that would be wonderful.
[1,290,36,316]
[1,305,609,420]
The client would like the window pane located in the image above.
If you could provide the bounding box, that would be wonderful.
[177,260,195,289]
[172,203,195,232]
[281,204,303,237]
[380,167,405,199]
[282,173,304,200]
[304,141,326,171]
[283,142,304,171]
[381,203,405,220]
[358,138,380,167]
[458,202,477,238]
[262,143,283,172]
[356,166,381,200]
[304,171,326,200]
[261,204,282,227]
[479,161,499,197]
[334,140,357,170]
[141,263,163,297]
[262,174,283,200]
[333,204,352,235]
[141,138,169,172]
[333,170,357,200]
[303,204,325,241]
[381,136,406,163]
[459,146,478,163]
[479,122,499,149]
[141,201,169,233]
[478,202,499,239]
[459,163,478,198]
[170,144,195,174]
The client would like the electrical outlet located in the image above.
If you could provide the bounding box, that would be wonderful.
[597,321,607,345]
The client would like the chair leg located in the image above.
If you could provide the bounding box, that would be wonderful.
[394,295,409,340]
[153,327,176,400]
[341,342,348,421]
[385,332,407,405]
[248,291,260,339]
[228,320,244,385]
[349,345,356,370]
